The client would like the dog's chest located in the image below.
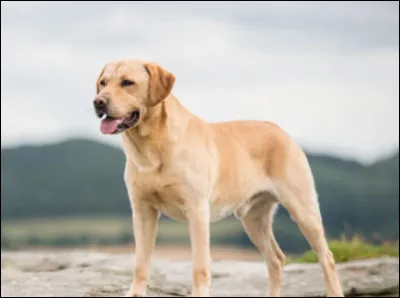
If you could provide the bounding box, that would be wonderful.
[132,170,190,221]
[148,187,188,221]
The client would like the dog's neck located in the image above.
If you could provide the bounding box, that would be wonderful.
[121,94,192,172]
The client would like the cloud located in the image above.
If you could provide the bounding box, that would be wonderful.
[1,1,399,164]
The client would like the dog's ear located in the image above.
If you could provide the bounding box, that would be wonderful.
[144,63,176,106]
[95,66,106,94]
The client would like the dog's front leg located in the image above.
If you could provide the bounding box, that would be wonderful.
[125,201,159,297]
[187,203,212,297]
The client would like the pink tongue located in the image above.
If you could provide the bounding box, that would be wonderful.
[100,118,123,134]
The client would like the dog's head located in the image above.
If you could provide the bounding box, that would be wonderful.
[93,59,175,135]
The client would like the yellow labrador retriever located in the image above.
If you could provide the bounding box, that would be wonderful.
[93,59,344,297]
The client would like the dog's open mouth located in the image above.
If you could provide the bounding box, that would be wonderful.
[99,111,140,135]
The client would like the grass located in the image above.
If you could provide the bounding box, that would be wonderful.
[290,234,399,264]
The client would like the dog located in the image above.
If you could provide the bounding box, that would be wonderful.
[93,59,344,297]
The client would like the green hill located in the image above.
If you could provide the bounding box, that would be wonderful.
[1,138,398,252]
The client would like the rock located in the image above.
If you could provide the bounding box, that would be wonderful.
[1,250,398,297]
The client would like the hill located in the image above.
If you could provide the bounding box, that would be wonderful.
[1,138,398,252]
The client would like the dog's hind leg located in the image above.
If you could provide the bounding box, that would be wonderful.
[277,175,344,297]
[240,197,286,297]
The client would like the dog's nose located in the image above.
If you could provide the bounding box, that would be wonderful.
[93,95,108,113]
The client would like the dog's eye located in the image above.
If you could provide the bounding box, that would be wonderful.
[121,79,135,87]
[99,80,106,87]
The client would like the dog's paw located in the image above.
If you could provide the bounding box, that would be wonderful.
[124,291,143,297]
[124,287,145,297]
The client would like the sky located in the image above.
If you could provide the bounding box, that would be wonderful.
[1,1,399,164]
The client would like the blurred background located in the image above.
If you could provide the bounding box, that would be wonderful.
[1,1,399,261]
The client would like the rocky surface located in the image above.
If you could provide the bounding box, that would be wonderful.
[1,250,399,297]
